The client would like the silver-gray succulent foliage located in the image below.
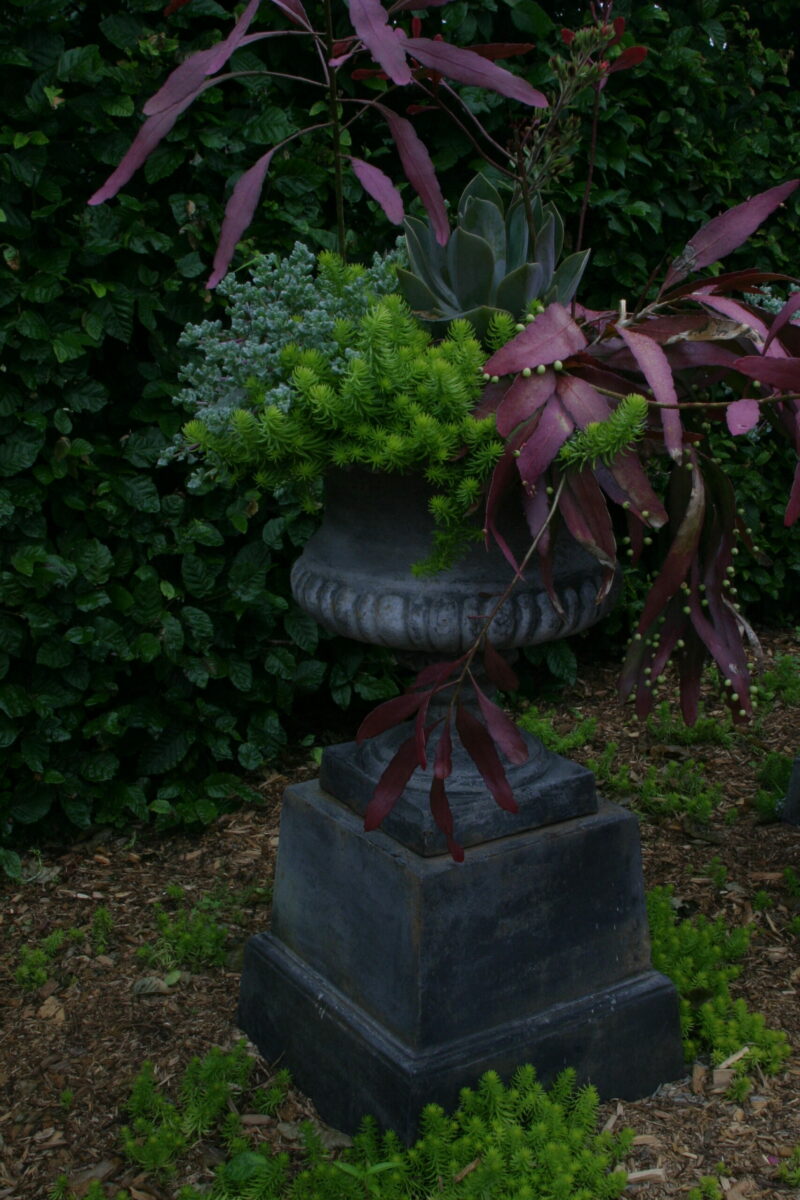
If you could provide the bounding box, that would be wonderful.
[164,241,402,485]
[396,174,590,342]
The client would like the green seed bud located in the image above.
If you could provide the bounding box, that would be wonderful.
[491,375,499,384]
[515,323,525,332]
[553,360,563,372]
[683,606,691,614]
[643,536,653,546]
[536,364,547,375]
[522,367,532,378]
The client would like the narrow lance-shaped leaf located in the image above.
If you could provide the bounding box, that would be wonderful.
[349,0,412,84]
[733,356,800,390]
[663,179,800,289]
[557,469,617,597]
[470,675,528,764]
[430,723,464,861]
[618,326,683,460]
[637,453,705,632]
[364,736,420,830]
[483,639,519,692]
[764,291,800,354]
[602,452,667,527]
[145,0,262,115]
[495,369,557,438]
[401,35,547,106]
[357,689,426,743]
[455,705,518,813]
[207,148,277,288]
[89,84,216,205]
[350,157,404,225]
[484,303,586,377]
[515,397,573,492]
[269,0,312,28]
[375,105,449,244]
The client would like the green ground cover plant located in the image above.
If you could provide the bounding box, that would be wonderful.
[13,926,83,990]
[50,1052,633,1200]
[646,886,789,1077]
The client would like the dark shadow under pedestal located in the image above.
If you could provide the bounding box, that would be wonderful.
[238,766,685,1141]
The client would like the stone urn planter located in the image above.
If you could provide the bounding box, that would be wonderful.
[238,470,685,1141]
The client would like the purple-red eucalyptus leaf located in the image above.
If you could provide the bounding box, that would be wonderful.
[349,157,404,224]
[484,303,586,377]
[637,457,705,632]
[606,453,667,526]
[725,397,761,435]
[484,424,533,570]
[429,776,464,862]
[662,341,741,372]
[164,0,192,15]
[515,398,573,493]
[483,639,519,693]
[455,705,518,813]
[349,0,412,84]
[618,326,683,459]
[364,735,420,829]
[495,370,556,437]
[401,35,547,105]
[375,104,449,244]
[269,0,312,27]
[607,44,647,72]
[556,373,611,427]
[413,657,463,688]
[687,583,751,714]
[558,469,617,584]
[414,698,434,768]
[676,630,706,725]
[664,269,796,303]
[466,42,535,60]
[144,0,261,116]
[356,689,426,743]
[472,376,514,420]
[471,677,528,764]
[663,179,800,289]
[207,148,277,288]
[763,291,800,354]
[732,356,800,390]
[89,86,215,204]
[434,719,452,779]
[521,484,560,611]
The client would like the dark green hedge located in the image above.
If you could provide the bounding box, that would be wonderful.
[2,0,798,871]
[0,0,397,873]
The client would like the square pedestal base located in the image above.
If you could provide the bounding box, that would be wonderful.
[238,781,685,1140]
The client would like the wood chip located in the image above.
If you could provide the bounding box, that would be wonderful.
[627,1168,667,1182]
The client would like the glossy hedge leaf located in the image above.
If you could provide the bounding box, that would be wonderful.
[74,539,114,585]
[112,475,161,514]
[181,554,217,599]
[265,647,296,680]
[0,684,32,718]
[228,659,253,692]
[237,741,263,770]
[284,608,318,654]
[182,606,214,647]
[80,752,120,783]
[293,658,326,692]
[139,732,192,775]
[161,614,185,656]
[229,544,270,602]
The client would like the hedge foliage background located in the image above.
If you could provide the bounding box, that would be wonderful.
[1,0,798,868]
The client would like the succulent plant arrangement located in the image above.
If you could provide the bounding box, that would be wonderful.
[90,0,800,854]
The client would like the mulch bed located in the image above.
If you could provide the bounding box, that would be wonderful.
[1,629,798,1199]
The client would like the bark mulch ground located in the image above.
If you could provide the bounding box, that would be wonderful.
[1,629,798,1199]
